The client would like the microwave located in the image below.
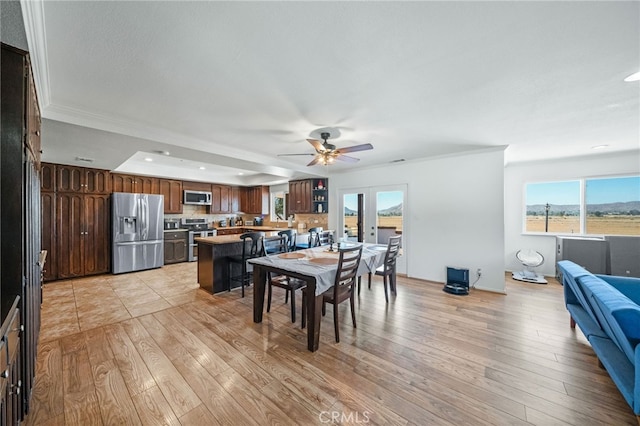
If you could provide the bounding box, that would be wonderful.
[183,190,212,205]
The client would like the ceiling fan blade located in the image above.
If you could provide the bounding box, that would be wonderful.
[335,154,360,163]
[277,153,315,157]
[335,143,373,154]
[307,138,325,152]
[307,156,321,166]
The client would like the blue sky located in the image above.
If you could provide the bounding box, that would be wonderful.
[526,177,640,206]
[344,191,403,211]
[526,181,580,205]
[586,176,640,204]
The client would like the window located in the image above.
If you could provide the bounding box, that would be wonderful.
[271,191,286,222]
[524,175,640,236]
[586,176,640,235]
[525,181,581,233]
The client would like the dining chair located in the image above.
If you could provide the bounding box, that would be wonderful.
[264,233,289,254]
[302,245,363,343]
[317,230,332,246]
[296,227,323,250]
[227,232,265,297]
[277,229,297,252]
[266,233,306,322]
[367,235,402,302]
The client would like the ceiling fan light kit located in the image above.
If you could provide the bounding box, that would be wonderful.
[279,131,374,166]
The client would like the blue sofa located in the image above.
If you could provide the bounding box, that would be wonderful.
[557,260,640,419]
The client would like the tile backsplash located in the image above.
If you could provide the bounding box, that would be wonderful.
[165,205,328,229]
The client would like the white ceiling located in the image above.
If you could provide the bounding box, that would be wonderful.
[21,1,640,184]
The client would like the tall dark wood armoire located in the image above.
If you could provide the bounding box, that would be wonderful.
[1,42,43,423]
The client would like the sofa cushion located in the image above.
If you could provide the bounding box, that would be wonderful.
[585,277,640,364]
[596,274,640,305]
[589,336,636,410]
[558,261,600,326]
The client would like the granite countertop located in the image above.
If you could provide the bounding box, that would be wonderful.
[195,231,282,245]
[163,228,189,232]
[214,225,291,232]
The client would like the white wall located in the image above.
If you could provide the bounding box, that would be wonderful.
[504,150,640,277]
[328,148,506,293]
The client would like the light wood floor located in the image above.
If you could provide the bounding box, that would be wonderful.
[24,263,637,425]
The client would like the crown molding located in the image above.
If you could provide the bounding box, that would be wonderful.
[20,0,50,109]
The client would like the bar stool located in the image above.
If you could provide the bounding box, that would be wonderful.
[227,232,265,297]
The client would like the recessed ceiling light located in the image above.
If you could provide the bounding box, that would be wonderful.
[199,166,206,170]
[144,157,153,162]
[238,172,244,176]
[624,71,640,82]
[155,150,170,156]
[591,144,609,150]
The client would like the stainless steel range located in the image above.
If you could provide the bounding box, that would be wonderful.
[181,218,216,261]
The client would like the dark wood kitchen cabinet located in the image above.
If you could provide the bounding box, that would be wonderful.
[1,43,42,422]
[159,179,182,214]
[40,191,57,282]
[111,173,160,194]
[289,178,327,214]
[209,184,232,214]
[240,186,269,215]
[1,299,21,426]
[57,164,110,194]
[288,179,312,214]
[42,163,111,281]
[164,231,188,264]
[182,181,211,192]
[40,162,55,192]
[231,186,240,213]
[56,193,110,279]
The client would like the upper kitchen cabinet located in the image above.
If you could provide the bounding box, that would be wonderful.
[57,165,111,194]
[209,184,233,214]
[231,186,240,213]
[289,179,327,214]
[40,163,55,192]
[159,179,182,214]
[111,173,160,194]
[288,179,312,214]
[25,65,41,168]
[240,186,269,215]
[182,181,211,192]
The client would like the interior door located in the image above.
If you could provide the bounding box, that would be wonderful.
[339,184,407,274]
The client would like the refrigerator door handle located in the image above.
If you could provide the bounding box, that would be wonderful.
[116,240,163,246]
[140,196,148,240]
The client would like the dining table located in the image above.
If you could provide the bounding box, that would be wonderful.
[249,243,388,352]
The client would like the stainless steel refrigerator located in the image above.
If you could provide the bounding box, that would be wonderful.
[112,192,164,274]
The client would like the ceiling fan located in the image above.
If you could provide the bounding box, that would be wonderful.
[279,132,373,166]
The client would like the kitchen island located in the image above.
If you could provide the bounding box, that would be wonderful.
[195,227,284,294]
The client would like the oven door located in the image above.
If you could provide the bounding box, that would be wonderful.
[188,231,201,262]
[189,230,216,261]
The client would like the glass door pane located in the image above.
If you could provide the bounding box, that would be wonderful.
[343,193,364,242]
[376,190,403,245]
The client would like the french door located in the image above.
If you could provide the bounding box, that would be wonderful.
[338,184,407,274]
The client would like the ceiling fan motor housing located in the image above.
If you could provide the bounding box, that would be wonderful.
[320,132,335,150]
